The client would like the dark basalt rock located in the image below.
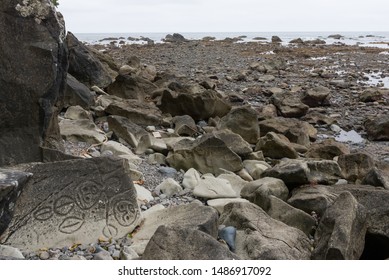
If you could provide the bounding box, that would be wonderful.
[0,0,68,165]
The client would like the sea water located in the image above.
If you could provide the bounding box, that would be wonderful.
[75,31,389,48]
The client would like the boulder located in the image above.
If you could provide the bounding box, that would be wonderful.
[172,115,198,137]
[0,245,24,259]
[218,106,260,144]
[0,0,68,165]
[67,32,113,88]
[255,132,299,159]
[164,33,188,43]
[155,178,183,197]
[207,198,250,214]
[0,169,33,235]
[359,88,384,103]
[305,139,350,160]
[364,115,389,141]
[267,196,316,237]
[219,202,311,260]
[362,167,389,190]
[156,89,231,121]
[306,160,342,185]
[131,203,218,255]
[64,74,95,109]
[261,159,310,189]
[259,117,317,144]
[184,169,238,199]
[101,141,141,165]
[301,86,331,107]
[64,105,93,121]
[142,225,239,260]
[271,36,282,43]
[166,135,243,175]
[240,177,289,211]
[312,192,367,260]
[59,118,106,145]
[212,130,253,157]
[271,92,309,118]
[337,153,375,181]
[105,98,162,126]
[243,160,271,180]
[217,173,249,196]
[106,74,158,101]
[0,157,141,251]
[107,115,149,148]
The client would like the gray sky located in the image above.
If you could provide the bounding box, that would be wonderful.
[58,0,389,33]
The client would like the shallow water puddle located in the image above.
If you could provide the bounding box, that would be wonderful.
[335,129,364,144]
[360,72,389,88]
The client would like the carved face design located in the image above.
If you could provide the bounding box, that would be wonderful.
[76,181,101,210]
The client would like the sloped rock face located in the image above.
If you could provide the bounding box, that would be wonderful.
[0,157,141,251]
[67,31,113,88]
[0,0,68,165]
[157,89,231,121]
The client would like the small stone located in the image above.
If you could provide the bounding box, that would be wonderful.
[39,251,50,260]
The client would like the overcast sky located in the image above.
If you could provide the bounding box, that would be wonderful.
[58,0,389,33]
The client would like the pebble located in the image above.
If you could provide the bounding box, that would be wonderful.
[39,251,50,260]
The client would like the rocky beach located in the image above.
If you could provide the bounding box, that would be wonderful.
[1,0,389,260]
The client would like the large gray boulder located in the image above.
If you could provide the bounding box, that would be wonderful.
[0,169,32,235]
[64,74,95,109]
[67,32,113,88]
[337,153,375,181]
[156,89,231,121]
[142,226,239,260]
[301,86,331,107]
[0,157,141,251]
[219,202,311,259]
[107,74,158,101]
[312,192,367,260]
[259,117,317,146]
[166,135,243,175]
[255,132,299,159]
[364,115,389,141]
[240,177,289,211]
[218,106,260,144]
[107,115,149,148]
[305,139,350,160]
[0,0,68,165]
[105,98,162,125]
[271,92,309,118]
[131,203,218,255]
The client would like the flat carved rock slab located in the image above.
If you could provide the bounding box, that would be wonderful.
[0,157,141,251]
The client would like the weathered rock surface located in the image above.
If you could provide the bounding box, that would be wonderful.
[67,32,113,88]
[172,115,198,137]
[105,98,162,125]
[207,198,250,214]
[212,130,253,156]
[312,192,367,260]
[218,106,260,144]
[364,115,389,141]
[259,117,317,145]
[242,160,271,180]
[271,92,309,118]
[301,86,331,107]
[166,135,243,175]
[0,157,141,251]
[107,115,149,148]
[240,177,289,211]
[65,74,95,109]
[59,118,106,144]
[142,225,239,260]
[156,89,231,121]
[338,153,375,181]
[256,132,299,159]
[362,167,389,190]
[267,195,316,237]
[0,0,68,165]
[107,74,157,101]
[131,203,218,255]
[305,139,350,160]
[219,202,311,260]
[0,169,33,235]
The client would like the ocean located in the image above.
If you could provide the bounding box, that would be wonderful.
[75,31,389,48]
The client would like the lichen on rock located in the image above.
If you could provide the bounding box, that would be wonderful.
[15,0,52,24]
